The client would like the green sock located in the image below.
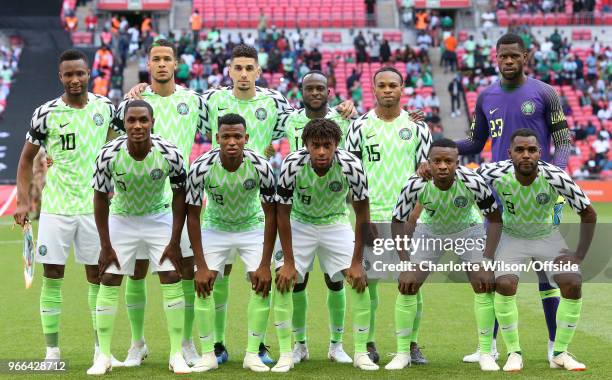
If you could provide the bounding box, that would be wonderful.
[40,277,62,347]
[395,294,417,353]
[182,279,195,342]
[88,282,100,345]
[495,293,521,353]
[292,289,308,343]
[195,294,215,353]
[474,293,496,354]
[161,282,185,356]
[213,276,229,344]
[553,297,582,353]
[96,285,120,356]
[350,287,371,353]
[411,289,423,344]
[367,281,378,343]
[327,288,346,342]
[273,287,293,353]
[125,278,146,343]
[247,290,271,353]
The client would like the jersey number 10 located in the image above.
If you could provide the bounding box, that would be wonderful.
[60,133,76,150]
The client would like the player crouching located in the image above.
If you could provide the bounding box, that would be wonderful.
[388,138,503,371]
[185,114,287,372]
[478,129,597,371]
[275,119,378,370]
[89,100,190,375]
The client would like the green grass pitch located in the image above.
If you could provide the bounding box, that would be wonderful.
[1,203,612,379]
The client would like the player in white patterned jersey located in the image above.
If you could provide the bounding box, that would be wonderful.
[275,118,378,370]
[113,40,206,366]
[477,129,596,372]
[185,113,292,373]
[345,67,432,364]
[13,49,122,365]
[89,100,191,375]
[387,139,503,371]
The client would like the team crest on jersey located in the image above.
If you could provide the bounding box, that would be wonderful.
[536,193,550,205]
[255,108,267,121]
[243,179,256,190]
[39,245,47,256]
[398,128,412,140]
[521,100,536,116]
[274,250,284,261]
[177,102,189,115]
[150,169,164,180]
[454,196,468,208]
[93,113,104,126]
[329,181,343,192]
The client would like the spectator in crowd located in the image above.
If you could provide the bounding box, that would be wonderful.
[190,9,202,43]
[593,131,611,163]
[85,10,98,32]
[65,10,78,32]
[108,65,124,107]
[448,74,463,117]
[572,164,591,180]
[380,39,391,63]
[354,31,368,63]
[92,71,109,96]
[442,32,457,72]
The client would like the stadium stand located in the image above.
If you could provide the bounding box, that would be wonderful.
[455,26,612,179]
[193,0,367,28]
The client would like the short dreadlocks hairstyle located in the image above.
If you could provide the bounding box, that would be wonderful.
[231,44,258,61]
[301,118,342,147]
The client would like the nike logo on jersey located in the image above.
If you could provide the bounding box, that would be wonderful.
[357,327,369,332]
[116,172,126,177]
[167,301,183,308]
[489,108,499,115]
[218,107,228,112]
[502,192,512,196]
[299,186,310,190]
[59,122,70,129]
[209,185,219,189]
[366,133,376,139]
[250,332,262,337]
[295,126,305,131]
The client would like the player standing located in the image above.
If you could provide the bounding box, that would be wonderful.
[477,129,596,371]
[276,118,377,370]
[185,114,287,372]
[454,33,573,362]
[275,70,354,363]
[346,67,432,364]
[199,44,355,363]
[89,100,190,375]
[113,39,206,366]
[14,49,122,365]
[389,139,502,371]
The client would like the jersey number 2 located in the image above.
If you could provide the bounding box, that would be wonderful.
[60,133,76,150]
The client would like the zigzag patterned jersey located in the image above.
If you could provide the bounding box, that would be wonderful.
[201,86,293,154]
[186,148,276,232]
[346,109,432,222]
[276,149,368,225]
[276,107,353,151]
[477,160,591,239]
[26,93,118,215]
[92,134,186,216]
[393,166,497,235]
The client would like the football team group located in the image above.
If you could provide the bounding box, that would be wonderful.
[12,33,597,375]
